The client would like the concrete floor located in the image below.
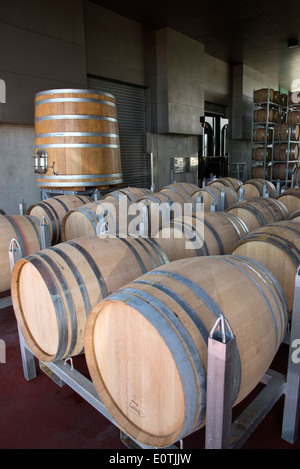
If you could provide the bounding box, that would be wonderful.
[0,290,299,451]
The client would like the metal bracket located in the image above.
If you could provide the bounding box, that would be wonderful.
[281,266,300,444]
[40,217,51,250]
[205,314,236,449]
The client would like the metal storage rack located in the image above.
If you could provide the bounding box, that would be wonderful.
[251,88,280,181]
[271,125,300,189]
[7,230,300,450]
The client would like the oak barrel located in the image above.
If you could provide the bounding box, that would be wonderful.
[159,182,200,196]
[237,179,276,198]
[277,187,300,215]
[137,191,196,236]
[289,91,300,105]
[153,211,248,261]
[253,108,279,123]
[208,177,242,192]
[11,236,169,362]
[103,187,151,203]
[293,166,300,186]
[231,220,300,313]
[289,208,300,222]
[34,89,123,191]
[251,166,271,179]
[272,163,295,181]
[191,185,239,211]
[61,198,133,241]
[253,128,272,143]
[226,197,289,232]
[252,147,272,162]
[274,143,299,161]
[288,111,300,125]
[84,255,288,447]
[0,215,42,292]
[254,88,275,103]
[27,194,92,245]
[274,123,300,141]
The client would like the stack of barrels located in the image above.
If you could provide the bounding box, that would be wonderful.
[252,87,300,183]
[8,171,300,446]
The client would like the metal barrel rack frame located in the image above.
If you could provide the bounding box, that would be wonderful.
[8,233,300,450]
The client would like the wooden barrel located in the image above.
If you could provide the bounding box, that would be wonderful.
[191,186,238,211]
[226,197,289,232]
[292,166,300,186]
[274,143,299,161]
[61,199,133,241]
[137,191,196,236]
[159,182,200,196]
[289,91,300,105]
[84,255,288,447]
[254,88,275,103]
[253,128,273,143]
[0,215,42,293]
[252,147,272,162]
[34,89,123,191]
[11,236,169,362]
[27,194,92,245]
[231,221,300,313]
[289,208,300,221]
[282,93,288,107]
[254,108,280,123]
[272,163,295,180]
[208,177,242,192]
[274,123,300,141]
[251,166,271,179]
[103,187,151,203]
[237,179,276,198]
[153,211,248,261]
[288,111,300,125]
[277,187,300,215]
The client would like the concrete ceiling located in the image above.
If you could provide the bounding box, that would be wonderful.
[89,0,300,91]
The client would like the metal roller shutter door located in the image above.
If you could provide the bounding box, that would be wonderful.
[87,76,150,189]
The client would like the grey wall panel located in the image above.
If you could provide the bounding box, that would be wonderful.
[87,76,150,189]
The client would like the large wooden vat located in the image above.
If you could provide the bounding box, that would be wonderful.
[11,236,169,362]
[84,255,288,447]
[153,211,248,261]
[191,186,239,211]
[61,199,133,241]
[27,194,91,245]
[0,215,42,292]
[226,197,288,232]
[237,179,276,198]
[277,187,300,215]
[231,220,300,313]
[34,89,123,191]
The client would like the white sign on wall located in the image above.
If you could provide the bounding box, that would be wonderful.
[0,79,6,103]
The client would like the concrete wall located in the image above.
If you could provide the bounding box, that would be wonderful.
[0,125,39,215]
[229,64,279,179]
[0,0,87,213]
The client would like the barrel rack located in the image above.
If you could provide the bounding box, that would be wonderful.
[7,223,300,450]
